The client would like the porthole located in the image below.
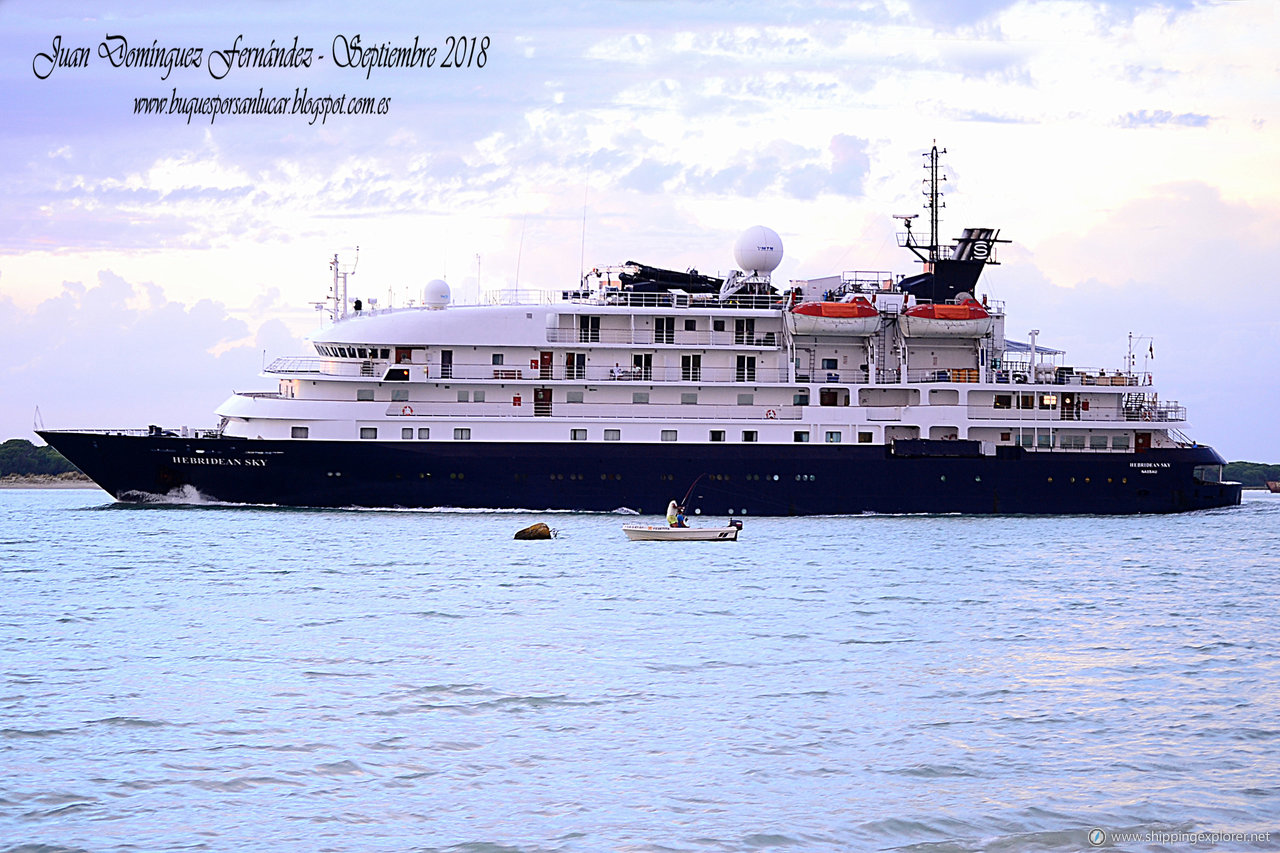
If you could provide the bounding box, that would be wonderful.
[974,476,981,482]
[1047,477,1053,483]
[940,475,947,483]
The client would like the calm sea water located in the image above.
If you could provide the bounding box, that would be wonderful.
[1,489,1277,853]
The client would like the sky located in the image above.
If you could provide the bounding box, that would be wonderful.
[2,0,1277,461]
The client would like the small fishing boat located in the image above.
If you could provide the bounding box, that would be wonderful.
[1267,481,1280,494]
[623,520,743,541]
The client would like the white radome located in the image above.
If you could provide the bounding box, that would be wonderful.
[424,279,451,310]
[734,226,784,275]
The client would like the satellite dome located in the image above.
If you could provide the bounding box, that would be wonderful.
[423,279,451,310]
[733,226,784,275]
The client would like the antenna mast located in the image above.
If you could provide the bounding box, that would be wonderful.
[924,141,946,264]
[329,247,359,321]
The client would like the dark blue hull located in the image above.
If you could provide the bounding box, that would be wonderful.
[39,431,1242,515]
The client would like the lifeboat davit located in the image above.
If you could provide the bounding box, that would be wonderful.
[899,297,993,338]
[785,296,880,337]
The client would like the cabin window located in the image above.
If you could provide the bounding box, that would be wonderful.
[1001,432,1012,442]
[821,358,838,371]
[417,428,430,439]
[681,393,698,405]
[457,391,469,402]
[492,353,504,365]
[655,317,675,344]
[794,431,810,443]
[402,428,413,440]
[356,390,374,402]
[1090,435,1109,449]
[681,354,701,381]
[291,426,309,439]
[1037,433,1053,448]
[473,390,486,403]
[1112,435,1130,450]
[391,390,409,402]
[710,430,725,442]
[1193,464,1222,483]
[1018,434,1034,447]
[604,429,620,441]
[632,392,649,404]
[794,393,809,406]
[360,427,377,440]
[994,394,1012,410]
[737,394,754,405]
[858,431,873,443]
[1039,394,1058,409]
[661,430,678,442]
[566,391,584,404]
[379,349,390,359]
[396,347,413,364]
[713,319,725,332]
[734,318,755,344]
[742,430,758,442]
[1018,394,1035,409]
[454,428,471,440]
[684,319,697,332]
[826,431,842,443]
[579,315,601,343]
[570,429,587,441]
[1061,435,1085,449]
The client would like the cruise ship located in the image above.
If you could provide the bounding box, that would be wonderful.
[40,148,1242,514]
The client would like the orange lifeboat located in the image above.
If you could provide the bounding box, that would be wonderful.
[785,296,880,336]
[899,297,993,338]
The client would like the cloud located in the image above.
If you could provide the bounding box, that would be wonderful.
[2,271,305,443]
[1118,109,1212,128]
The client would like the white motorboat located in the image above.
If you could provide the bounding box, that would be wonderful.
[623,520,743,541]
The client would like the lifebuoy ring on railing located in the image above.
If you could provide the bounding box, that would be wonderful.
[402,405,414,416]
[765,409,778,420]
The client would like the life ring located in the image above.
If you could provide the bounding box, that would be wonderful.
[401,405,414,416]
[765,409,778,420]
[1142,411,1151,421]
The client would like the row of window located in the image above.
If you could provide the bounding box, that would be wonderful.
[318,345,391,360]
[292,425,1130,448]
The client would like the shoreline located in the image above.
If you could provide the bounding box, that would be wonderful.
[0,474,100,490]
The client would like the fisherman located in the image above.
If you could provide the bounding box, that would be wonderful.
[675,506,689,528]
[666,500,679,527]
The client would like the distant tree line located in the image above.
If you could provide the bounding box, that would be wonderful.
[1225,461,1280,488]
[0,439,79,476]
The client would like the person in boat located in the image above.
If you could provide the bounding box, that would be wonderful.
[666,500,679,527]
[676,506,689,528]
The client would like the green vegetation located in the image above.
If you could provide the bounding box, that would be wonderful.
[1225,461,1280,488]
[0,439,79,476]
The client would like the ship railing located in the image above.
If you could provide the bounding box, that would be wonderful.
[384,402,802,420]
[545,328,780,348]
[485,289,559,305]
[907,368,986,384]
[40,427,226,438]
[265,357,376,377]
[565,290,782,311]
[966,404,1186,423]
